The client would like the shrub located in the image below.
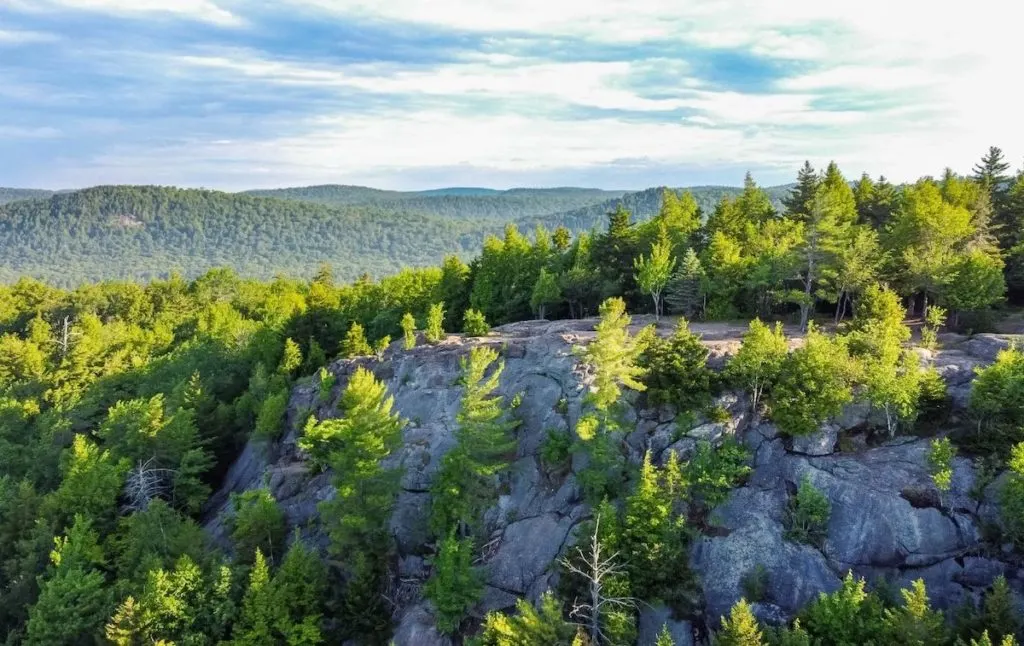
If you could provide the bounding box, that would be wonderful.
[927,437,956,494]
[254,388,289,441]
[424,532,481,635]
[316,367,335,405]
[372,335,391,360]
[1000,442,1024,547]
[401,312,417,350]
[741,563,770,603]
[725,319,788,412]
[341,322,372,357]
[462,308,490,337]
[785,475,831,546]
[540,429,572,469]
[640,318,713,411]
[685,439,751,510]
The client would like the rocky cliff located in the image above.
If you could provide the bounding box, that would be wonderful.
[203,318,1024,645]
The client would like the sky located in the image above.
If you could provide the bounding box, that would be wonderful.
[0,0,1021,191]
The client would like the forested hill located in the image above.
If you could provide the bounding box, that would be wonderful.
[531,183,791,231]
[0,185,503,286]
[244,184,624,220]
[0,188,54,205]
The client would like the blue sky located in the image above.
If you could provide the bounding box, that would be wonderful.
[0,0,1019,191]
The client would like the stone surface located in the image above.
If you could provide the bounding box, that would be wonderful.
[637,605,694,646]
[202,318,1021,635]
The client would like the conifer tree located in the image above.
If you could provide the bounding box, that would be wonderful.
[881,579,947,645]
[342,322,372,357]
[530,268,562,320]
[233,548,277,645]
[424,531,481,635]
[580,297,647,412]
[230,488,286,564]
[553,225,572,251]
[853,172,876,223]
[478,592,576,646]
[278,337,302,376]
[425,302,446,344]
[655,624,677,646]
[784,161,820,220]
[665,248,704,319]
[770,324,853,436]
[463,308,491,336]
[401,312,417,349]
[972,147,1011,194]
[716,599,765,646]
[634,227,677,320]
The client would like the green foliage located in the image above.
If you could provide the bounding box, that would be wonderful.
[232,546,324,646]
[665,248,705,319]
[425,302,446,344]
[230,489,286,564]
[424,532,481,635]
[254,387,289,441]
[726,319,788,412]
[476,592,577,646]
[621,451,691,604]
[770,326,852,436]
[580,297,647,412]
[921,306,946,350]
[685,439,751,510]
[799,572,885,646]
[927,438,957,493]
[740,564,770,603]
[716,598,766,646]
[530,268,562,320]
[316,367,335,404]
[278,338,303,376]
[26,515,113,646]
[342,322,372,357]
[430,347,517,535]
[463,308,491,336]
[1000,442,1024,547]
[634,227,677,319]
[640,318,713,411]
[881,579,948,645]
[785,476,831,546]
[969,348,1024,452]
[401,312,417,349]
[540,429,572,470]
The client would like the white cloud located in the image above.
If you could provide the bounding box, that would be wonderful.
[10,0,241,25]
[0,28,59,44]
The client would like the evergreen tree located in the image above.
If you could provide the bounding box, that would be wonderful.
[800,572,885,646]
[785,161,820,220]
[972,147,1011,194]
[553,226,572,251]
[853,172,876,223]
[278,337,302,376]
[401,312,417,349]
[580,297,647,412]
[633,227,677,320]
[927,437,956,495]
[770,324,853,436]
[463,308,491,336]
[342,322,372,357]
[881,579,947,645]
[230,488,286,564]
[424,531,481,635]
[25,516,112,646]
[233,549,277,645]
[716,599,765,646]
[530,268,562,320]
[478,592,576,646]
[665,248,704,319]
[425,302,446,344]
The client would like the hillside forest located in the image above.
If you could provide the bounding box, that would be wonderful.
[1,149,1024,645]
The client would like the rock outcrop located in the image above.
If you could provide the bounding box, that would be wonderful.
[203,319,1024,643]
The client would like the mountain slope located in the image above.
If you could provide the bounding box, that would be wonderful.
[0,185,504,285]
[0,188,55,205]
[245,184,624,220]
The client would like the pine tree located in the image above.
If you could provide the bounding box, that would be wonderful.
[633,226,677,320]
[401,312,417,349]
[230,488,286,564]
[716,599,765,646]
[311,367,404,553]
[478,592,576,646]
[271,539,326,645]
[530,268,562,320]
[553,226,572,251]
[972,147,1011,193]
[927,437,956,495]
[853,173,876,223]
[463,308,491,336]
[278,337,302,376]
[665,248,704,319]
[784,161,820,220]
[655,624,677,646]
[233,549,277,645]
[425,302,446,344]
[424,531,481,635]
[580,297,647,412]
[881,579,947,645]
[342,322,372,357]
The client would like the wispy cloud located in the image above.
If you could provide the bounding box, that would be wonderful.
[0,0,1020,190]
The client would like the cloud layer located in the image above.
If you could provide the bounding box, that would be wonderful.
[1,0,1020,190]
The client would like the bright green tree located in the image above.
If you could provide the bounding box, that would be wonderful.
[927,437,956,496]
[634,227,677,320]
[785,475,831,546]
[278,337,302,376]
[1000,442,1024,546]
[580,297,647,412]
[425,302,446,344]
[401,312,417,349]
[770,325,853,436]
[716,599,765,646]
[725,319,788,413]
[463,308,491,336]
[530,268,562,320]
[800,572,885,646]
[477,592,576,646]
[881,579,947,645]
[424,531,481,635]
[640,318,712,411]
[231,488,286,564]
[342,322,372,357]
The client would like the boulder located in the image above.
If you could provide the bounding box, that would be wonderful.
[637,605,694,646]
[789,424,838,456]
[393,603,451,646]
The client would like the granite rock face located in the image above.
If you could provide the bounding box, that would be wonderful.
[203,320,1023,641]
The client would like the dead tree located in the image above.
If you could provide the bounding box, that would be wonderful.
[122,458,176,513]
[559,515,637,646]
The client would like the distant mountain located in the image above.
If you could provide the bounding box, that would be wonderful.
[0,185,505,286]
[0,188,55,205]
[244,184,624,220]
